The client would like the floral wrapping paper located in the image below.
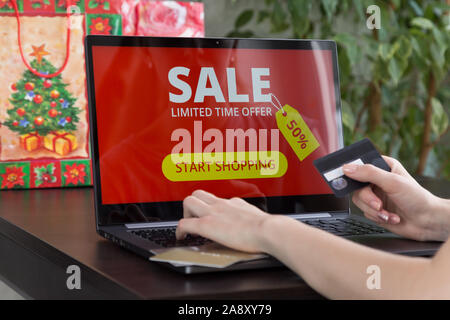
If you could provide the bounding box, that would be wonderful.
[121,0,204,37]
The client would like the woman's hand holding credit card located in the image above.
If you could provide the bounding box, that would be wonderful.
[314,138,448,241]
[313,138,391,198]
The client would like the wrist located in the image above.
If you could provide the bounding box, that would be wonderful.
[254,214,277,253]
[255,214,302,254]
[426,196,450,241]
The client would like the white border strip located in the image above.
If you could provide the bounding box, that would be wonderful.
[324,158,364,181]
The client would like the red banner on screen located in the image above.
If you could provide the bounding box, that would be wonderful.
[92,46,339,204]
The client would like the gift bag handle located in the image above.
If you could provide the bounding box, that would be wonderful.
[11,0,73,79]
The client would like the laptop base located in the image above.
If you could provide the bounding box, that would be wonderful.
[99,214,442,274]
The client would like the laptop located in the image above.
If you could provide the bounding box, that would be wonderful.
[85,35,442,274]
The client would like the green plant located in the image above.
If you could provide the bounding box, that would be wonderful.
[227,0,450,179]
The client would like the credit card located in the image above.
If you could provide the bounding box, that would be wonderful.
[150,243,266,268]
[313,138,391,197]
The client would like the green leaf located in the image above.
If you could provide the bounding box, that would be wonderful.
[378,42,399,61]
[431,3,450,11]
[34,167,46,181]
[424,4,436,20]
[391,0,402,8]
[341,100,355,131]
[337,46,351,81]
[377,43,389,61]
[432,27,447,51]
[287,0,312,18]
[388,58,402,85]
[388,41,400,60]
[430,42,445,68]
[88,0,98,9]
[408,0,423,16]
[431,98,449,136]
[270,1,289,33]
[103,1,110,11]
[235,10,254,29]
[257,10,270,23]
[287,0,312,37]
[334,33,359,65]
[46,163,55,175]
[410,35,427,61]
[351,0,365,21]
[352,0,367,23]
[395,36,412,61]
[321,0,338,21]
[367,127,388,154]
[411,17,434,30]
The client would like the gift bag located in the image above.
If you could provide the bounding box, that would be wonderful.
[0,0,122,190]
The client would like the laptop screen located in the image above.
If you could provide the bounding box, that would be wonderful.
[86,37,348,225]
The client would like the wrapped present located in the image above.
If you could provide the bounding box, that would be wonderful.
[20,132,42,152]
[44,131,78,156]
[122,1,205,37]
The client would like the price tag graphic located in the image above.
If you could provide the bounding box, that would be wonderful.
[275,104,320,161]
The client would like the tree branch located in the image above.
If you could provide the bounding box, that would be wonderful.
[430,127,450,149]
[417,72,437,175]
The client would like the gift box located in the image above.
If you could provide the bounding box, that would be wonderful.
[121,1,204,37]
[44,131,78,156]
[19,132,42,152]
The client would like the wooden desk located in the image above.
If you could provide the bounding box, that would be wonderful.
[0,178,448,299]
[0,187,320,299]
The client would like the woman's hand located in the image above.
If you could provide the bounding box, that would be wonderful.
[176,190,272,253]
[343,156,449,241]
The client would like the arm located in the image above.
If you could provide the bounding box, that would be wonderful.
[260,214,450,299]
[177,191,450,299]
[176,156,450,299]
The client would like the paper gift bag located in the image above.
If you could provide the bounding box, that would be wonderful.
[0,0,122,190]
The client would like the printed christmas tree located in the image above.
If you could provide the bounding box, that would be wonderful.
[4,45,80,139]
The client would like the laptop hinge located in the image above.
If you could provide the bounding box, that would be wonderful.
[288,213,332,220]
[125,213,336,229]
[125,221,178,229]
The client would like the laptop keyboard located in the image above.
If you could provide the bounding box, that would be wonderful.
[130,218,386,248]
[303,218,387,237]
[131,228,212,248]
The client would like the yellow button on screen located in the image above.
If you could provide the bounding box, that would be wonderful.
[162,151,288,182]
